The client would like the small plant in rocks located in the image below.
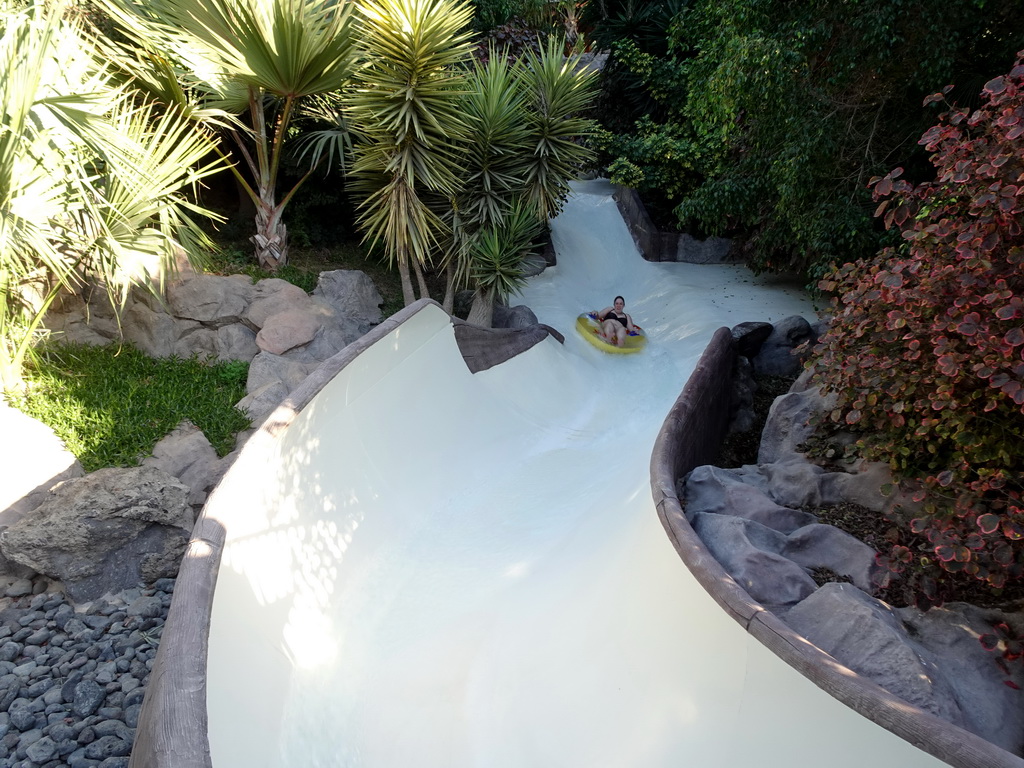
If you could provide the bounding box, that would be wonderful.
[811,50,1024,636]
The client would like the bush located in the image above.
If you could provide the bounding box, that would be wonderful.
[812,52,1024,604]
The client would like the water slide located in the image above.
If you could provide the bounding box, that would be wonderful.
[155,181,966,767]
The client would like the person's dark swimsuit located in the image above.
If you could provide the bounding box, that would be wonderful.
[604,312,628,328]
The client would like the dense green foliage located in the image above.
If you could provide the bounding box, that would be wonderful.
[13,342,250,471]
[0,0,223,392]
[594,0,1024,280]
[99,0,358,270]
[349,0,597,314]
[812,54,1024,606]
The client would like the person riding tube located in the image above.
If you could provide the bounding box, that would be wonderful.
[597,296,634,347]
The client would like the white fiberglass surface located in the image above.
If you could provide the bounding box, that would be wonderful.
[205,180,943,767]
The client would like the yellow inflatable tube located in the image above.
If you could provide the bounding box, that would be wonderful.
[575,312,647,354]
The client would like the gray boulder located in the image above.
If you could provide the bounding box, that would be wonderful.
[246,279,313,328]
[311,270,383,324]
[785,583,965,726]
[141,421,223,507]
[121,301,177,358]
[235,381,290,425]
[684,465,816,534]
[731,321,773,358]
[758,385,836,464]
[216,324,259,362]
[782,524,879,592]
[761,458,836,509]
[519,253,548,278]
[246,351,316,394]
[172,322,219,360]
[493,304,539,329]
[255,309,323,355]
[167,274,252,325]
[675,233,734,264]
[752,314,817,377]
[691,511,817,607]
[303,317,367,362]
[0,466,193,602]
[821,460,894,513]
[899,603,1024,752]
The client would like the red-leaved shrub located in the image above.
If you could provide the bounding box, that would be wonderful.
[811,50,1024,603]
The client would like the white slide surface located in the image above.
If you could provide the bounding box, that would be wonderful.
[204,180,944,767]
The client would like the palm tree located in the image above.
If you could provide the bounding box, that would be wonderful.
[518,37,598,222]
[463,201,544,326]
[347,0,476,307]
[447,40,599,324]
[98,0,358,270]
[0,1,223,392]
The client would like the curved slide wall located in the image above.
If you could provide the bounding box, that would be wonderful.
[138,181,965,767]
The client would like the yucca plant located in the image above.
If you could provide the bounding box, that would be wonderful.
[441,49,530,311]
[348,0,476,307]
[444,38,598,322]
[98,0,358,270]
[0,0,223,393]
[464,200,543,326]
[518,36,599,221]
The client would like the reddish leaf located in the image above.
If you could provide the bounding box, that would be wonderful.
[978,513,1001,534]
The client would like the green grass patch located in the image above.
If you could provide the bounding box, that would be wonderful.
[11,342,251,472]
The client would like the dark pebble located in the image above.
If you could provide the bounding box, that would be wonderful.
[26,678,55,697]
[52,607,74,630]
[83,734,131,759]
[82,616,113,633]
[67,749,100,768]
[17,612,42,627]
[71,680,105,718]
[77,725,96,745]
[25,735,57,763]
[46,722,74,742]
[0,641,20,661]
[16,726,42,748]
[9,705,37,731]
[0,674,20,710]
[61,672,84,703]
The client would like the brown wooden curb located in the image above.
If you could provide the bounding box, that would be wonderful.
[650,326,1024,768]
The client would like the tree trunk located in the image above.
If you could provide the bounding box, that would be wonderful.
[253,201,287,271]
[411,258,430,301]
[398,258,416,307]
[442,262,455,314]
[466,287,493,328]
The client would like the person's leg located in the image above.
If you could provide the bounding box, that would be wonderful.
[616,326,626,346]
[602,321,617,343]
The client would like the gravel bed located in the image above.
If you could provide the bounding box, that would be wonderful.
[0,577,172,768]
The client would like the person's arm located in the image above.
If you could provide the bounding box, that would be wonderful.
[597,306,612,321]
[626,314,635,332]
